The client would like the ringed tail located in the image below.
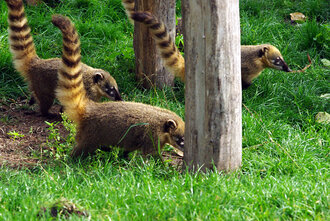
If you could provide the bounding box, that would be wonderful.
[5,0,37,78]
[52,14,87,123]
[131,11,185,82]
[122,0,135,24]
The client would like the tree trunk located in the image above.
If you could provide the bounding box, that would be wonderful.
[133,0,176,89]
[182,0,242,172]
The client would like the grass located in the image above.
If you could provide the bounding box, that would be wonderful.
[0,0,329,220]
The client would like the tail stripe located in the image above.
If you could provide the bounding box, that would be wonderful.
[150,23,161,30]
[167,57,179,66]
[63,45,80,56]
[60,78,83,90]
[154,30,167,39]
[9,12,26,21]
[61,70,82,81]
[7,1,23,10]
[11,40,33,51]
[158,40,171,48]
[62,55,81,68]
[9,23,29,32]
[161,50,175,59]
[10,33,31,41]
[144,18,155,25]
[63,36,78,45]
[13,47,35,60]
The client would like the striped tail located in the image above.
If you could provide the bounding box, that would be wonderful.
[5,0,37,79]
[131,11,185,82]
[122,0,135,24]
[52,14,87,124]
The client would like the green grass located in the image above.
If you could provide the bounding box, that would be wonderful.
[0,0,329,220]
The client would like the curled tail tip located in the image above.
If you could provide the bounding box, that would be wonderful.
[5,0,24,9]
[131,11,154,22]
[5,0,21,5]
[51,14,72,31]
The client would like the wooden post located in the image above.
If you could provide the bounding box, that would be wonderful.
[134,0,176,89]
[182,0,242,171]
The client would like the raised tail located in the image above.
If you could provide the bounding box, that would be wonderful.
[131,11,185,82]
[5,0,37,79]
[121,0,135,24]
[52,14,87,124]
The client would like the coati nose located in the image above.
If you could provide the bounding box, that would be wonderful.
[282,62,292,72]
[284,65,292,72]
[114,90,123,101]
[108,87,123,101]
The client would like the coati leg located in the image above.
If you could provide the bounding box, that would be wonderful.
[242,81,252,90]
[71,141,99,158]
[98,146,131,158]
[37,94,54,116]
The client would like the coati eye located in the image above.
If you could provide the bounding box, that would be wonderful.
[274,57,282,65]
[174,136,184,148]
[109,87,115,96]
[105,85,114,96]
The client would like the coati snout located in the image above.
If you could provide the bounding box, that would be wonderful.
[259,46,292,72]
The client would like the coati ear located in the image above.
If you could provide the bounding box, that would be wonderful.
[164,119,177,132]
[93,72,104,83]
[258,46,269,57]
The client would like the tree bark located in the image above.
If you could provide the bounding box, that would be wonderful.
[134,0,176,89]
[182,0,242,172]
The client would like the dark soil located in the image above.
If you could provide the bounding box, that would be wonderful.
[0,98,67,168]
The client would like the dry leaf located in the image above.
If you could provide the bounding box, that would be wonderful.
[315,112,330,124]
[290,12,306,23]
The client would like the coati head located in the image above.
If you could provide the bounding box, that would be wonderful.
[259,45,292,72]
[85,69,122,101]
[163,119,185,151]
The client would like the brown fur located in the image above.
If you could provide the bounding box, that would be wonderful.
[121,0,135,24]
[128,10,292,89]
[52,15,185,157]
[241,45,291,88]
[5,0,121,116]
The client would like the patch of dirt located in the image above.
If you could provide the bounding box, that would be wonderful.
[0,98,67,168]
[0,99,183,169]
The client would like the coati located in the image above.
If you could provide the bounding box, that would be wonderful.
[5,0,121,116]
[126,10,292,89]
[52,14,185,157]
